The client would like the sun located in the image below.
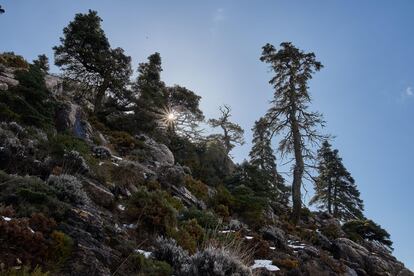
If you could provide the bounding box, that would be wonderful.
[167,112,176,122]
[158,106,179,131]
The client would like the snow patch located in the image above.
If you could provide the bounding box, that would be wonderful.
[251,260,280,272]
[1,216,11,221]
[135,249,152,258]
[117,204,126,211]
[245,236,254,240]
[269,246,276,250]
[219,230,235,234]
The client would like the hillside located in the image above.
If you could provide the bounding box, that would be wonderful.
[0,51,413,276]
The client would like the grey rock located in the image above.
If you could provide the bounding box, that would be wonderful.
[260,225,287,249]
[171,185,206,209]
[55,102,93,141]
[93,146,112,159]
[135,134,174,167]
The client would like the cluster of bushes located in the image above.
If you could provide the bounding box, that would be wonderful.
[0,65,56,130]
[153,237,252,276]
[0,171,69,220]
[342,219,393,249]
[0,211,73,273]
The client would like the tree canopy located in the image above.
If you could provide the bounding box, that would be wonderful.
[53,10,132,113]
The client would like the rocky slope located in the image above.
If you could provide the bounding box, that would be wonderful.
[0,65,413,276]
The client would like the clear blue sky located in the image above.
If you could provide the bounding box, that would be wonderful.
[1,0,413,269]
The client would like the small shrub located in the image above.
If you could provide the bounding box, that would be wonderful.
[48,231,73,268]
[47,174,88,205]
[126,188,177,234]
[320,223,341,240]
[0,171,68,220]
[49,134,89,158]
[181,207,219,229]
[126,253,172,276]
[153,237,190,274]
[187,246,252,276]
[62,150,89,175]
[174,219,205,254]
[184,176,209,202]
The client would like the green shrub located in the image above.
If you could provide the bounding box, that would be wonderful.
[181,207,219,229]
[49,133,90,158]
[210,185,235,217]
[48,231,73,268]
[126,187,178,234]
[0,171,68,220]
[126,253,172,276]
[342,219,393,249]
[231,185,266,227]
[174,219,205,254]
[0,266,49,276]
[184,176,209,202]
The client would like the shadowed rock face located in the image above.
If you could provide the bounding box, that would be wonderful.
[55,102,93,141]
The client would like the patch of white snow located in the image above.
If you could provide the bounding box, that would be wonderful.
[251,260,280,272]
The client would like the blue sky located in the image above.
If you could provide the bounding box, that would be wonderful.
[1,0,413,269]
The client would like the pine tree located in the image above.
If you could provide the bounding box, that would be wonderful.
[249,117,289,203]
[260,42,326,223]
[33,54,49,72]
[310,141,364,221]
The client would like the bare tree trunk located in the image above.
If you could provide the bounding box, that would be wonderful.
[328,182,332,214]
[291,115,304,224]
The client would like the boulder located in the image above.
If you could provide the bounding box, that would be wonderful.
[55,102,93,141]
[136,134,174,167]
[157,164,186,187]
[260,225,287,250]
[170,185,206,209]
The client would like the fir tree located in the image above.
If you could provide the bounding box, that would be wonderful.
[132,52,166,133]
[260,42,326,223]
[249,117,289,203]
[310,141,364,221]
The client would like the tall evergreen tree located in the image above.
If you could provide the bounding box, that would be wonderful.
[54,10,132,113]
[310,141,364,221]
[132,52,166,133]
[208,105,244,155]
[249,117,289,202]
[260,42,326,223]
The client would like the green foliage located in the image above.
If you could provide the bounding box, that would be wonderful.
[48,231,73,269]
[181,208,219,229]
[127,253,172,276]
[0,65,56,129]
[32,54,49,72]
[231,185,266,227]
[48,133,90,157]
[310,141,364,221]
[108,131,144,154]
[184,176,209,202]
[53,10,132,113]
[0,52,29,69]
[126,187,178,234]
[173,219,205,254]
[342,219,393,249]
[0,171,68,220]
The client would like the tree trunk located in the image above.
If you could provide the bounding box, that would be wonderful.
[291,116,304,224]
[327,181,332,214]
[94,81,109,114]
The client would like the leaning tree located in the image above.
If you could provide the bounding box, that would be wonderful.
[260,42,326,223]
[54,10,132,113]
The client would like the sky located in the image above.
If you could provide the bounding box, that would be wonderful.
[1,0,413,269]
